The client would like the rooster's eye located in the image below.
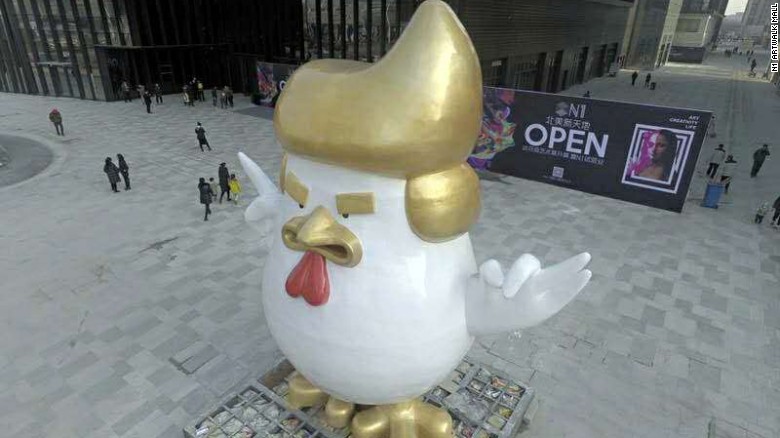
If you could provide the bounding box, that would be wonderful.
[342,214,349,219]
[299,204,304,209]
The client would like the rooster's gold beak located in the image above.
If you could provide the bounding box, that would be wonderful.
[282,207,363,267]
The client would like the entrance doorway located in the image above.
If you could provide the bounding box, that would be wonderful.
[534,52,547,91]
[575,47,589,84]
[546,50,563,93]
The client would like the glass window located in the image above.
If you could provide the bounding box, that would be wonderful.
[676,18,700,33]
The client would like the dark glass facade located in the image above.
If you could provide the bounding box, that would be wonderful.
[304,0,633,92]
[1,0,633,100]
[0,0,307,100]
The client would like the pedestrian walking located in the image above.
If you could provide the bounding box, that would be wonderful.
[183,86,190,106]
[199,177,214,221]
[197,80,205,102]
[645,73,652,88]
[187,86,195,106]
[631,71,638,86]
[220,89,227,109]
[117,153,130,190]
[755,202,769,224]
[195,122,212,151]
[583,90,591,98]
[143,90,153,113]
[750,144,770,177]
[212,87,218,107]
[104,157,121,193]
[154,83,163,104]
[750,59,757,74]
[708,114,717,138]
[121,80,131,102]
[706,144,726,178]
[720,155,736,193]
[49,109,64,136]
[225,86,234,108]
[228,173,242,205]
[772,195,780,228]
[209,177,219,202]
[218,162,231,203]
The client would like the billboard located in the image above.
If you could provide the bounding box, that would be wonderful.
[256,62,298,107]
[469,87,712,212]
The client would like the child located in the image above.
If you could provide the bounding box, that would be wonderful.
[755,202,769,224]
[228,174,241,205]
[209,177,219,202]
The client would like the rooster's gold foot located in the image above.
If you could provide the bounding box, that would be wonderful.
[286,373,355,429]
[325,397,355,428]
[351,399,452,438]
[287,373,328,409]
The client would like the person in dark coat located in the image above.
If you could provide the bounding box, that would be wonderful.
[199,177,214,221]
[195,122,212,151]
[218,162,231,203]
[49,109,64,136]
[225,86,234,107]
[645,73,652,88]
[154,83,163,104]
[751,144,770,177]
[212,87,218,106]
[104,157,121,193]
[143,90,153,113]
[772,195,780,228]
[117,154,130,190]
[631,71,639,86]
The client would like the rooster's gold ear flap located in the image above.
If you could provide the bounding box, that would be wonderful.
[406,164,481,243]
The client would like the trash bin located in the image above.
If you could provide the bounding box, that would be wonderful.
[650,82,657,90]
[701,181,724,208]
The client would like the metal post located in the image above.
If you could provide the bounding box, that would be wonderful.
[340,0,346,58]
[327,0,334,57]
[315,0,323,58]
[366,0,372,61]
[352,0,358,60]
[380,0,386,56]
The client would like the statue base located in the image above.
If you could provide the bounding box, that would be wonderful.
[184,357,536,438]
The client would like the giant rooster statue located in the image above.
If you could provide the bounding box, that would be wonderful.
[238,1,591,437]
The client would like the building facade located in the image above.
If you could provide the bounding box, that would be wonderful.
[0,0,303,100]
[1,0,633,100]
[655,0,683,66]
[304,0,634,93]
[450,0,632,93]
[669,0,727,63]
[741,0,772,46]
[621,0,678,70]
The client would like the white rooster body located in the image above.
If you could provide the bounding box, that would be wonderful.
[260,155,476,404]
[238,0,591,410]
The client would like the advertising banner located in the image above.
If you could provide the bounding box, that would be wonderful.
[469,87,712,212]
[256,62,298,107]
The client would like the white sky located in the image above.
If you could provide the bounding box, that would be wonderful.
[725,0,748,14]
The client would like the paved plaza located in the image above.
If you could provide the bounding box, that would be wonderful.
[0,50,778,438]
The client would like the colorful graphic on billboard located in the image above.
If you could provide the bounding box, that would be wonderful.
[256,62,298,107]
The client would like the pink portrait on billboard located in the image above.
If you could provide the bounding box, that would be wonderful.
[627,129,679,182]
